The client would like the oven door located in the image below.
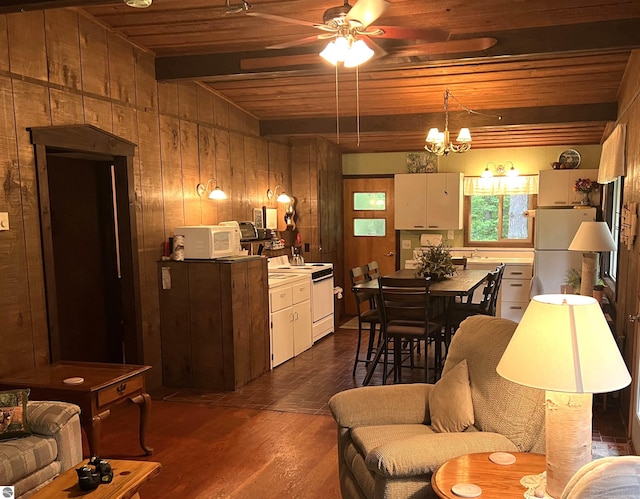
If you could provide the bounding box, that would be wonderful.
[311,274,334,322]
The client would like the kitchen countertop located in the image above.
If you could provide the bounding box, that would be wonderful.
[466,256,533,265]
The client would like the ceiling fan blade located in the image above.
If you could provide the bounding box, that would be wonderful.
[367,26,450,43]
[246,11,325,29]
[266,35,323,50]
[390,37,497,57]
[346,0,389,29]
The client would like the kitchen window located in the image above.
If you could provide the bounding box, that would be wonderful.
[463,176,537,247]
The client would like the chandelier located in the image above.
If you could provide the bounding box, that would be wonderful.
[425,89,472,156]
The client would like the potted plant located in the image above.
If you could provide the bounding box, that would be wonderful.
[593,279,605,304]
[564,267,582,294]
[415,243,456,280]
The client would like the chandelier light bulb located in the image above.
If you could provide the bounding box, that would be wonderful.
[344,39,374,68]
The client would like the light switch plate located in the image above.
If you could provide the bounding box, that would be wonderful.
[447,230,454,240]
[401,239,411,249]
[0,212,8,231]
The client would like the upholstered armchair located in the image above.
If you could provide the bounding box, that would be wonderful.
[329,315,546,499]
[561,456,640,498]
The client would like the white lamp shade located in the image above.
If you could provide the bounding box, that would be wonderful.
[276,191,291,203]
[208,186,227,200]
[568,221,617,252]
[456,127,472,143]
[344,39,374,68]
[497,294,631,394]
[425,128,440,144]
[320,36,350,65]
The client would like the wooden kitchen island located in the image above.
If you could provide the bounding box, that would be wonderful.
[157,256,270,391]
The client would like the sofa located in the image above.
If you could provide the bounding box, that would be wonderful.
[0,401,83,498]
[329,315,546,499]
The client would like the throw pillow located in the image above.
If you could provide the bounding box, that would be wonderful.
[429,359,474,433]
[0,388,31,440]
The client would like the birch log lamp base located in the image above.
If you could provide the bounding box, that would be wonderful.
[568,222,617,296]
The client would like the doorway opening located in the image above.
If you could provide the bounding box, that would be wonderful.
[30,125,142,365]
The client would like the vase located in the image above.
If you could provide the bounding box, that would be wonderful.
[580,191,591,206]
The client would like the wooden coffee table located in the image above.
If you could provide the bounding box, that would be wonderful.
[432,452,546,498]
[31,459,161,499]
[0,361,153,457]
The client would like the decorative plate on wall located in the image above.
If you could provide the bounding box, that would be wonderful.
[559,149,581,168]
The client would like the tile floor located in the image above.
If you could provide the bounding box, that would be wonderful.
[160,320,634,455]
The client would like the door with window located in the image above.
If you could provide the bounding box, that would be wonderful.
[343,177,395,316]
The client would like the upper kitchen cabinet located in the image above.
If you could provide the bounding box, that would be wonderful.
[394,172,463,230]
[538,169,600,207]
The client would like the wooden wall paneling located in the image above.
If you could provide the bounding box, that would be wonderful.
[213,93,229,128]
[243,135,259,212]
[291,140,313,255]
[157,261,192,387]
[198,124,218,225]
[177,82,197,122]
[214,128,232,222]
[82,95,113,131]
[49,87,84,125]
[180,120,200,225]
[137,109,163,387]
[108,31,135,105]
[13,79,52,368]
[229,132,246,220]
[228,104,246,133]
[196,85,213,124]
[159,115,184,234]
[0,15,8,72]
[134,49,157,112]
[187,262,225,389]
[0,75,35,376]
[245,113,260,137]
[44,9,81,90]
[247,258,269,380]
[78,15,110,98]
[112,102,138,143]
[7,11,47,81]
[157,81,178,116]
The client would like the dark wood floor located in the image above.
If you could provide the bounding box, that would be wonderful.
[92,322,630,498]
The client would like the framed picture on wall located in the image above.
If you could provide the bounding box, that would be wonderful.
[264,208,278,230]
[253,208,264,229]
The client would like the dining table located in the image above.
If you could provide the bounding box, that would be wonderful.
[352,268,490,385]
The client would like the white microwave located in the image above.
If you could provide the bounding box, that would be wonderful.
[174,225,241,259]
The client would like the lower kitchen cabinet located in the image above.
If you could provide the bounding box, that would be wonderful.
[270,276,312,368]
[157,257,270,391]
[499,263,533,322]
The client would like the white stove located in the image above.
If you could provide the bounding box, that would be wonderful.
[268,257,334,342]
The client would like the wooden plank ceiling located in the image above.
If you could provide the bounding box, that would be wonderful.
[5,0,640,153]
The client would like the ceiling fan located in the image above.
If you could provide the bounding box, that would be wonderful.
[248,0,450,51]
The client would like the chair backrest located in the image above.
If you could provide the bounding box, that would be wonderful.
[365,261,381,280]
[350,265,374,310]
[451,257,468,270]
[349,265,369,286]
[378,276,431,325]
[475,263,505,316]
[442,315,546,453]
[489,263,506,314]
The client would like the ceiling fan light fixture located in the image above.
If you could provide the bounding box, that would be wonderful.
[124,0,152,8]
[320,38,345,65]
[344,39,374,67]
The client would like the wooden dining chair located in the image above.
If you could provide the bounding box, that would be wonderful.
[349,266,381,377]
[449,263,506,330]
[365,261,381,280]
[377,276,443,383]
[451,257,468,270]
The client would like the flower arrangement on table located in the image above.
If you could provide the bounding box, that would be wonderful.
[414,243,456,280]
[574,178,596,192]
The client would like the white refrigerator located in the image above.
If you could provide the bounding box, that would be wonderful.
[532,207,596,295]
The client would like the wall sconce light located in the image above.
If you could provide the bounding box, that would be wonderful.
[196,178,227,200]
[481,161,519,178]
[266,185,291,203]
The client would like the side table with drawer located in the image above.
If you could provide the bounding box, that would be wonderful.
[0,361,153,457]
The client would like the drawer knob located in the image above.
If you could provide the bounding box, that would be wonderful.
[116,383,127,395]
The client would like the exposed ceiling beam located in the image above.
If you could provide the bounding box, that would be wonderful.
[155,20,640,81]
[0,0,118,13]
[260,103,617,136]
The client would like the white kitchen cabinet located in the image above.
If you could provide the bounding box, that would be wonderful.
[499,263,533,322]
[538,169,600,207]
[269,276,311,368]
[394,172,463,230]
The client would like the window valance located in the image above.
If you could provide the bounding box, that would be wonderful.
[463,175,538,196]
[597,123,626,184]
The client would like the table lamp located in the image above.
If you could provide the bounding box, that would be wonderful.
[497,294,631,498]
[568,222,616,296]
